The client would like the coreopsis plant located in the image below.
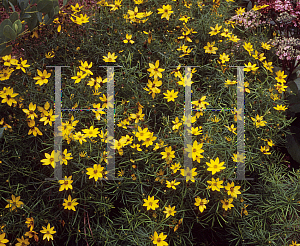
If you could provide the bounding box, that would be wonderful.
[0,0,297,245]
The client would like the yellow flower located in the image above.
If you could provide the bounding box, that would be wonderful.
[40,150,57,168]
[103,52,118,62]
[58,176,73,191]
[194,197,209,213]
[224,79,237,87]
[251,114,267,128]
[208,24,222,36]
[221,198,234,211]
[15,236,29,246]
[0,86,19,106]
[166,180,180,190]
[290,241,300,246]
[143,195,159,210]
[261,42,271,50]
[39,109,57,126]
[71,70,88,84]
[40,223,56,241]
[275,70,287,83]
[123,33,135,44]
[33,69,51,86]
[274,83,288,93]
[82,125,100,138]
[170,162,181,173]
[79,60,93,76]
[219,53,230,63]
[25,217,34,231]
[224,124,237,135]
[71,3,83,13]
[206,157,226,175]
[15,57,30,73]
[243,42,253,54]
[62,195,79,211]
[207,178,224,191]
[235,7,245,15]
[179,15,191,23]
[232,152,245,162]
[180,167,197,182]
[260,145,271,155]
[163,89,178,102]
[244,62,259,72]
[86,164,105,181]
[163,205,176,218]
[5,194,24,211]
[224,182,241,198]
[73,131,88,144]
[157,4,173,21]
[70,13,89,25]
[0,233,9,245]
[152,231,168,246]
[108,0,122,11]
[22,102,37,120]
[263,61,274,72]
[203,41,218,54]
[147,60,165,79]
[273,104,287,111]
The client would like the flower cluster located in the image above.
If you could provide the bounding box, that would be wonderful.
[267,36,300,61]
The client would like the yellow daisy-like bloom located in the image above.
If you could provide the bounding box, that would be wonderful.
[163,205,176,218]
[40,150,56,168]
[58,176,73,191]
[123,33,135,44]
[203,41,218,54]
[143,195,159,210]
[70,13,89,25]
[62,195,79,211]
[224,181,241,198]
[166,180,180,190]
[206,157,226,175]
[22,102,37,120]
[157,4,173,21]
[243,42,253,54]
[235,7,245,15]
[0,86,19,106]
[79,60,93,76]
[290,241,300,246]
[0,233,9,245]
[147,60,165,79]
[208,24,222,36]
[71,70,88,84]
[244,62,259,72]
[180,167,197,182]
[273,104,287,111]
[103,52,118,62]
[260,145,271,155]
[33,69,51,86]
[163,89,178,102]
[194,197,209,213]
[86,164,105,181]
[251,114,267,128]
[152,231,168,246]
[224,79,237,87]
[261,42,271,50]
[5,194,24,211]
[221,198,234,211]
[206,177,224,191]
[15,236,29,246]
[275,70,287,83]
[40,223,56,241]
[219,53,230,63]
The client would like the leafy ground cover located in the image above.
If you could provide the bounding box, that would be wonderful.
[0,0,300,245]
